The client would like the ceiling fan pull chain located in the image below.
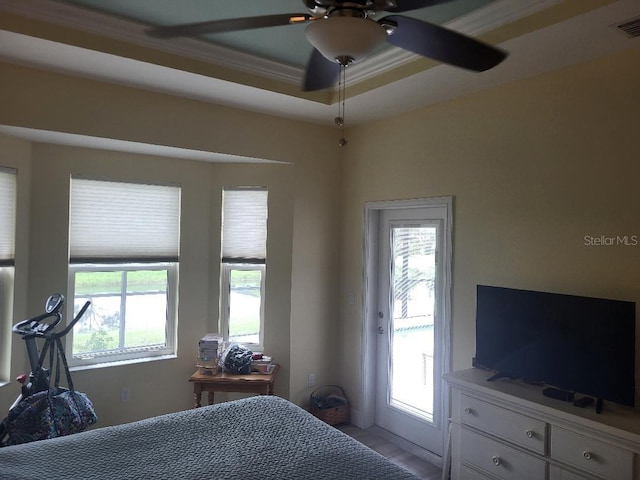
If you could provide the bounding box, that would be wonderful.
[337,64,348,147]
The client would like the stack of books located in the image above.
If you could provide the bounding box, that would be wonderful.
[197,334,222,375]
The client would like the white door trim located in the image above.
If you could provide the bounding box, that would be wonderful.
[359,196,453,462]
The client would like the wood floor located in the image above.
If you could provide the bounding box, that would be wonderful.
[338,423,443,480]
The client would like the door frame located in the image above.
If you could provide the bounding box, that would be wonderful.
[360,196,453,464]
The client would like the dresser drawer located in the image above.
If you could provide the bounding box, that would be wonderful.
[460,427,547,480]
[460,464,494,480]
[459,393,547,454]
[551,426,632,480]
[549,464,593,480]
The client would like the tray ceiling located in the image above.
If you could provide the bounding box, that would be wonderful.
[0,0,638,128]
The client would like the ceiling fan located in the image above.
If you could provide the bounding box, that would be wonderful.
[147,0,508,92]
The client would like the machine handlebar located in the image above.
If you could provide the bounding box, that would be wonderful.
[12,294,91,340]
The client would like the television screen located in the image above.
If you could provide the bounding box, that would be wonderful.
[475,285,636,407]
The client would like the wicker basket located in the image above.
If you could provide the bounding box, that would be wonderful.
[310,385,350,426]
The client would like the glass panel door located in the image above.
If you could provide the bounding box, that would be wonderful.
[389,225,437,421]
[374,204,449,457]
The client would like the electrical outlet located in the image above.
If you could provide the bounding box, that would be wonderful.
[308,373,316,387]
[120,387,131,402]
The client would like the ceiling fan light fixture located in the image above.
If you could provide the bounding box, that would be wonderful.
[305,16,387,65]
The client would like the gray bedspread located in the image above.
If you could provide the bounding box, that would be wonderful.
[0,395,420,479]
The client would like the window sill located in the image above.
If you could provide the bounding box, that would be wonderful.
[69,354,177,372]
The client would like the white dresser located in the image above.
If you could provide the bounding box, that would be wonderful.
[445,369,640,480]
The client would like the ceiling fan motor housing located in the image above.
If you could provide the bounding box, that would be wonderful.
[305,16,387,64]
[303,0,397,16]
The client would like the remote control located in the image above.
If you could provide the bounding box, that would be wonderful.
[573,396,594,408]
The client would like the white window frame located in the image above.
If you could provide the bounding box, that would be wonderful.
[220,263,266,350]
[67,262,178,367]
[0,267,15,384]
[68,177,181,368]
[219,187,268,351]
[0,167,16,383]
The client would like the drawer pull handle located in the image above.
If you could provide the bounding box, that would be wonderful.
[464,407,472,414]
[583,451,592,460]
[525,430,534,438]
[492,455,502,466]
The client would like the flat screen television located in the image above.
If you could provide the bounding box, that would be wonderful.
[474,285,636,407]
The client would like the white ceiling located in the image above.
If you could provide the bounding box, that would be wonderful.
[0,0,638,159]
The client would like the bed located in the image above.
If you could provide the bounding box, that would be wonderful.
[0,395,420,479]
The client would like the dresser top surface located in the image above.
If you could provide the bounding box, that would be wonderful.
[446,368,640,442]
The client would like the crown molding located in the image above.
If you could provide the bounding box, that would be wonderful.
[446,0,563,36]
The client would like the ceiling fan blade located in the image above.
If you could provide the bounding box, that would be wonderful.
[147,13,312,38]
[385,0,454,13]
[302,49,341,91]
[383,15,507,72]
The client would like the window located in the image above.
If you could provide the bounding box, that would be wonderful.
[220,188,268,348]
[0,168,16,269]
[0,167,16,381]
[68,178,180,366]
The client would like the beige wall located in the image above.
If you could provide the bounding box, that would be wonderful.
[0,63,342,424]
[3,43,639,428]
[339,46,640,414]
[23,145,296,424]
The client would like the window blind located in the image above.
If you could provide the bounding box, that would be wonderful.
[222,188,268,263]
[0,168,17,267]
[69,178,180,263]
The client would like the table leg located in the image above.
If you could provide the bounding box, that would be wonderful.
[194,384,202,408]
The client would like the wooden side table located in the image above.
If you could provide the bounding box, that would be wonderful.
[188,364,279,408]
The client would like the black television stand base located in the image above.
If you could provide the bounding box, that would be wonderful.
[486,372,518,382]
